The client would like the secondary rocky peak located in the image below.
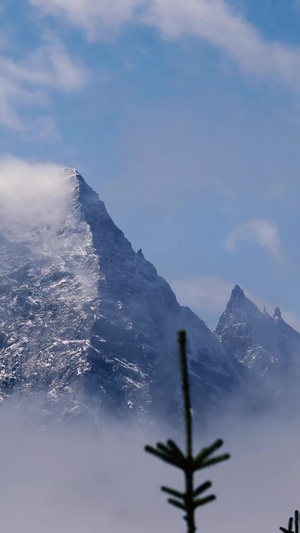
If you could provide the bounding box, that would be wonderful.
[230,285,245,301]
[217,283,300,379]
[223,285,249,315]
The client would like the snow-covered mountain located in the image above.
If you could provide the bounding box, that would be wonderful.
[0,169,245,421]
[216,285,300,380]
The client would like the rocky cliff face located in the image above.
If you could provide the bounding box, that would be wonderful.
[0,169,244,421]
[216,285,300,381]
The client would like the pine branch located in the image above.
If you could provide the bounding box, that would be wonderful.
[145,330,230,532]
[280,510,300,533]
[193,481,212,497]
[161,486,186,500]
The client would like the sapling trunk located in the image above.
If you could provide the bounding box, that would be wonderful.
[179,330,195,533]
[145,330,230,532]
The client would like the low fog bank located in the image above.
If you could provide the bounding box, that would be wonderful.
[0,403,181,533]
[0,403,299,532]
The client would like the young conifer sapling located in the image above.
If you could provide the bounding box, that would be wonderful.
[145,330,230,533]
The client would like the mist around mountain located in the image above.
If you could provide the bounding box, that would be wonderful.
[0,161,300,533]
[0,399,299,533]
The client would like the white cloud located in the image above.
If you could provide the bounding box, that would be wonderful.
[30,0,300,91]
[0,156,68,230]
[224,219,285,262]
[145,0,300,89]
[0,36,84,91]
[0,34,86,131]
[30,0,145,39]
[170,276,300,332]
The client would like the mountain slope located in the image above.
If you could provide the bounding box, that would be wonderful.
[0,168,245,421]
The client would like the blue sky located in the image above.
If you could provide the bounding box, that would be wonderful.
[2,0,300,330]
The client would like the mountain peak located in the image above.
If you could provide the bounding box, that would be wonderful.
[230,285,245,301]
[217,280,300,378]
[64,167,87,187]
[0,167,245,421]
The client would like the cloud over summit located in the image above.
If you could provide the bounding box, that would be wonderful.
[0,157,68,230]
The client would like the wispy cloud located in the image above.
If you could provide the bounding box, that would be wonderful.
[224,219,285,263]
[30,0,144,39]
[30,0,300,91]
[0,34,85,91]
[0,33,87,131]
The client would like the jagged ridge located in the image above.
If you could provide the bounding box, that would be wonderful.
[0,169,245,421]
[216,285,300,377]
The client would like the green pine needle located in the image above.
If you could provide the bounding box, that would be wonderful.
[167,440,185,460]
[194,439,224,463]
[193,481,212,497]
[161,486,186,500]
[196,453,231,471]
[144,445,183,468]
[192,495,216,509]
[168,498,187,511]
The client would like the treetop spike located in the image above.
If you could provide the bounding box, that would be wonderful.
[178,330,186,342]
